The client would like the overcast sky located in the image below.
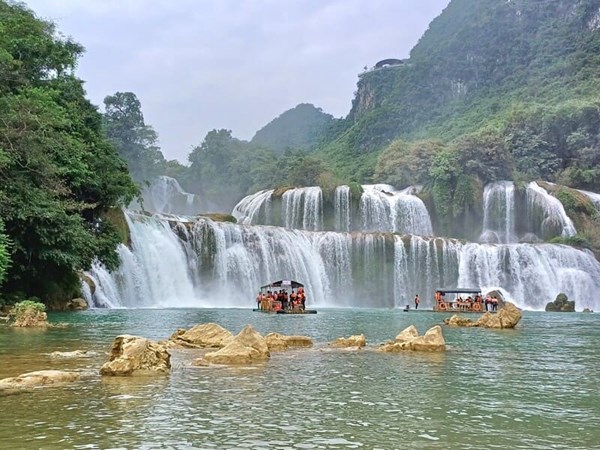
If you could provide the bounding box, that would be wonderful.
[24,0,450,163]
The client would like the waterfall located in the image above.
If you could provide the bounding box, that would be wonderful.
[334,185,351,232]
[480,181,516,243]
[85,212,600,311]
[526,182,576,238]
[282,187,323,231]
[577,188,600,209]
[232,184,432,234]
[134,176,202,216]
[458,243,600,310]
[85,214,201,308]
[232,189,274,224]
[359,184,433,235]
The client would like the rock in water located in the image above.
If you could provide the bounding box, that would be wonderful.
[100,335,171,376]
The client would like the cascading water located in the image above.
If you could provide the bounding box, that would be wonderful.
[282,187,323,231]
[232,189,274,225]
[86,213,202,308]
[133,176,202,216]
[458,243,600,310]
[526,182,576,239]
[359,185,433,235]
[84,211,600,311]
[334,185,351,232]
[578,189,600,209]
[231,184,432,235]
[480,181,516,244]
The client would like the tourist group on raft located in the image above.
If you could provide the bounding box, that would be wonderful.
[434,291,500,312]
[256,287,307,312]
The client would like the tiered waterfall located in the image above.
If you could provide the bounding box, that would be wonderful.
[85,182,600,311]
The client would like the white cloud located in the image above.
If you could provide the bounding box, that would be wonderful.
[24,0,450,163]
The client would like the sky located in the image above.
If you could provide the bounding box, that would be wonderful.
[24,0,450,163]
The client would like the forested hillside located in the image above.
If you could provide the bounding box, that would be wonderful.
[319,0,600,184]
[251,103,334,153]
[0,2,137,304]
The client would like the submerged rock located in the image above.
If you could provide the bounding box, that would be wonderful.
[100,335,171,376]
[444,315,475,327]
[265,333,313,351]
[50,350,95,358]
[0,370,80,394]
[329,334,366,348]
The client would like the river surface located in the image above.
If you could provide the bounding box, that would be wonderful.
[1,308,599,449]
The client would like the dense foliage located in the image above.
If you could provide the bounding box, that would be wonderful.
[0,1,137,304]
[13,299,46,315]
[180,129,330,210]
[251,103,335,153]
[0,219,9,287]
[103,92,166,184]
[318,0,600,189]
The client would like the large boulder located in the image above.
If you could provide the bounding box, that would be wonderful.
[410,326,446,351]
[545,293,575,312]
[0,370,80,394]
[329,334,366,348]
[446,302,522,329]
[203,325,270,365]
[265,333,313,351]
[395,325,419,342]
[66,298,88,311]
[169,322,233,348]
[100,335,171,376]
[485,302,522,328]
[379,325,446,352]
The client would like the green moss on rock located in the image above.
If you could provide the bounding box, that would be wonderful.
[545,293,575,312]
[101,208,130,246]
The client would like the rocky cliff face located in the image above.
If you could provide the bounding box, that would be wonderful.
[334,0,600,152]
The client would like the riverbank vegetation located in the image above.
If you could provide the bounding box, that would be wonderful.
[0,2,137,305]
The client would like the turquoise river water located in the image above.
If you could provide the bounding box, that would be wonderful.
[1,308,599,449]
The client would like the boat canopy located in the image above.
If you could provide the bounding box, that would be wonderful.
[260,280,304,290]
[436,288,481,295]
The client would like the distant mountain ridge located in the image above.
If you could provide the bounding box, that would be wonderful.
[251,103,334,153]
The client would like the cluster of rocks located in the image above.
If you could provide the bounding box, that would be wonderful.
[545,293,575,312]
[0,307,524,393]
[378,325,446,352]
[444,302,522,328]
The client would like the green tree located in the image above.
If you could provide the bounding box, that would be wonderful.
[374,139,446,187]
[103,92,166,183]
[0,1,137,303]
[188,129,247,208]
[0,219,10,287]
